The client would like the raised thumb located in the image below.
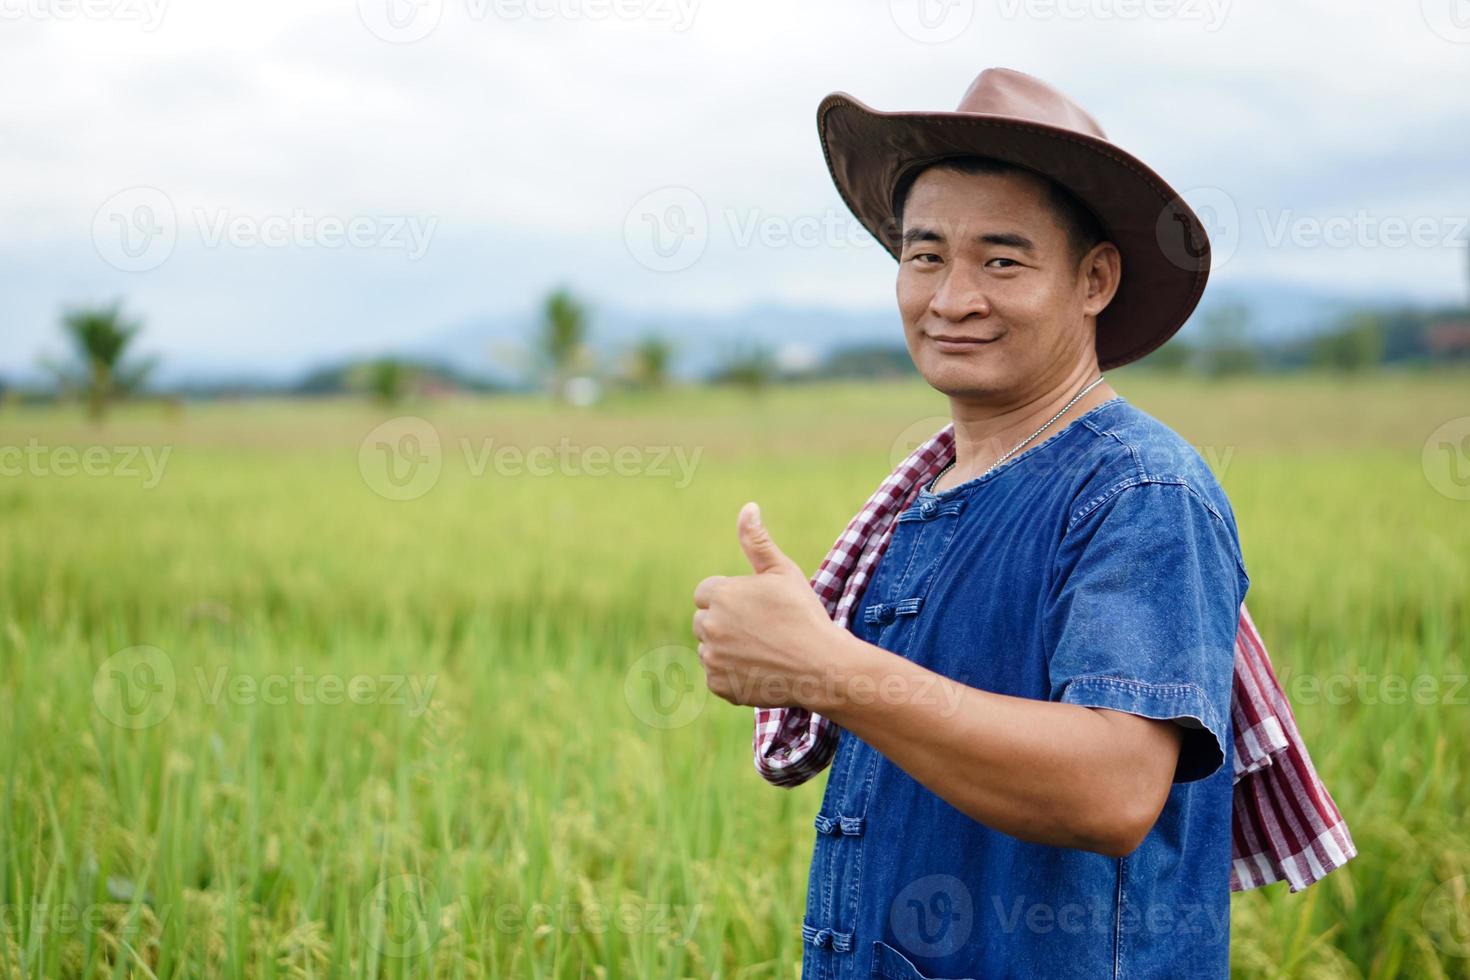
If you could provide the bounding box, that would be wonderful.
[738,501,797,576]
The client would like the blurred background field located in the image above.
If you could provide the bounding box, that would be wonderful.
[2,369,1468,978]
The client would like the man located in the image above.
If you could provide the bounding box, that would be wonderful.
[691,69,1279,978]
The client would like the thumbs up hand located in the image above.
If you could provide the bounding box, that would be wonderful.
[692,502,844,708]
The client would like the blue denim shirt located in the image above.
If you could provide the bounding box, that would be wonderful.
[800,395,1249,980]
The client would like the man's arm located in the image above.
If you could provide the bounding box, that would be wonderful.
[803,628,1184,859]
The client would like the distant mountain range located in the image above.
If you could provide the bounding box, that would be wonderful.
[405,279,1443,385]
[23,278,1450,391]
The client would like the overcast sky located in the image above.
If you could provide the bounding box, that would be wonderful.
[2,0,1467,377]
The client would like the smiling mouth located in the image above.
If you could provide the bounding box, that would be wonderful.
[929,334,1003,349]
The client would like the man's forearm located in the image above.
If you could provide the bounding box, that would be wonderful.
[801,627,1179,858]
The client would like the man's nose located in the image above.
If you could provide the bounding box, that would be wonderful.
[928,267,992,322]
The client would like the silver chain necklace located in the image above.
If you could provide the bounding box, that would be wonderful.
[928,375,1108,492]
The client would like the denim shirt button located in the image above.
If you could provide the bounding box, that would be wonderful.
[919,498,938,519]
[864,602,898,626]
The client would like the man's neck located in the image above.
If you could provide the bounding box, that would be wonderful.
[933,364,1117,493]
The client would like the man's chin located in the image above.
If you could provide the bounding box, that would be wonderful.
[917,360,1013,400]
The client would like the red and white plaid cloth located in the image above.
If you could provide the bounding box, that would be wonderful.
[753,421,1357,893]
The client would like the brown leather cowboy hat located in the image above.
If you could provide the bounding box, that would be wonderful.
[817,67,1211,369]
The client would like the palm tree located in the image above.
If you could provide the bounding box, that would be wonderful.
[536,287,590,401]
[50,301,155,422]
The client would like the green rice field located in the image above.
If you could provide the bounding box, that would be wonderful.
[1,370,1468,978]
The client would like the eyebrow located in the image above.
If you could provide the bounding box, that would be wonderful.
[900,227,1038,252]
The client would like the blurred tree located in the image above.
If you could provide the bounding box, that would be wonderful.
[1310,312,1385,372]
[360,357,416,406]
[536,287,590,401]
[1142,336,1193,372]
[1198,303,1258,378]
[48,300,156,422]
[709,338,776,393]
[628,332,675,389]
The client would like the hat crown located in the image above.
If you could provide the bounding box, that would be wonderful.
[955,68,1108,141]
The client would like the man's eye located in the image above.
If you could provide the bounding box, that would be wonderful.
[911,253,941,265]
[987,257,1020,268]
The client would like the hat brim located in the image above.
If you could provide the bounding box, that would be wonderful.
[817,92,1210,370]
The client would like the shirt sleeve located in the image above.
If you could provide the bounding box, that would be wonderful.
[1043,477,1249,783]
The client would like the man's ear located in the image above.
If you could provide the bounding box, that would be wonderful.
[1079,241,1122,318]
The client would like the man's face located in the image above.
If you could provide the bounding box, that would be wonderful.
[895,166,1113,401]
